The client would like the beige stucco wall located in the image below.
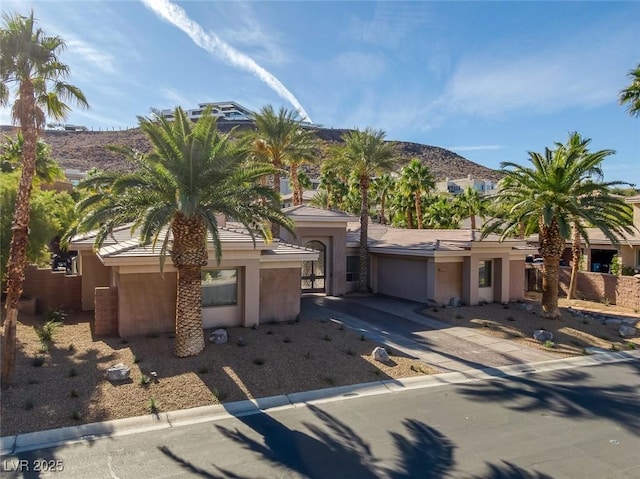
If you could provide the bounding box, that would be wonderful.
[282,226,347,296]
[509,259,525,301]
[79,251,111,311]
[620,245,639,270]
[432,262,463,305]
[259,268,302,322]
[117,271,176,337]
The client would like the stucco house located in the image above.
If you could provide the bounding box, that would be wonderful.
[71,205,535,337]
[527,195,640,274]
[70,218,319,337]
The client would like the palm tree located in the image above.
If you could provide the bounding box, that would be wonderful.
[248,106,317,232]
[619,63,640,118]
[75,107,294,357]
[371,173,396,224]
[483,140,634,318]
[0,132,64,183]
[424,195,461,229]
[0,11,88,387]
[399,159,434,229]
[327,128,397,293]
[454,186,489,230]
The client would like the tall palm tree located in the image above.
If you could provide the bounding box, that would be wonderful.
[248,106,317,232]
[454,186,489,230]
[619,63,640,118]
[371,173,396,224]
[327,128,397,293]
[399,159,434,229]
[0,11,88,387]
[75,107,294,357]
[483,141,634,318]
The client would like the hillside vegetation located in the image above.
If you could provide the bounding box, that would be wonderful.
[0,123,501,181]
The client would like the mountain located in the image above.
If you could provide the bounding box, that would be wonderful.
[0,123,502,182]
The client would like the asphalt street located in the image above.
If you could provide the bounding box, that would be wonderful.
[2,359,639,479]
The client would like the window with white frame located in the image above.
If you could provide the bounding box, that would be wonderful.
[201,269,238,307]
[478,260,492,288]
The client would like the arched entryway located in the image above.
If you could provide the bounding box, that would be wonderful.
[302,240,326,293]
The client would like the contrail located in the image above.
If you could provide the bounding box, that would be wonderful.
[140,0,312,123]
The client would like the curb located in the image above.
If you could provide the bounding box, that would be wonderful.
[2,349,638,456]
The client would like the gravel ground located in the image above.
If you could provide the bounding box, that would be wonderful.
[0,312,435,437]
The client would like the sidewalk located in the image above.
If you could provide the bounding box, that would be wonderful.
[300,295,557,373]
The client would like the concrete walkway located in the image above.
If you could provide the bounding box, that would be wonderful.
[301,295,557,373]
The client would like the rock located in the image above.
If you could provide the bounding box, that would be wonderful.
[519,303,533,311]
[209,329,228,344]
[372,346,390,363]
[619,325,636,338]
[533,330,553,342]
[106,363,130,382]
[449,297,461,307]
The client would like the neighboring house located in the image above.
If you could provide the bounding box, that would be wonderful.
[70,218,318,337]
[435,175,497,196]
[345,222,533,305]
[71,206,535,338]
[160,101,254,122]
[527,195,640,274]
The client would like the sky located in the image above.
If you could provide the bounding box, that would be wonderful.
[1,0,639,186]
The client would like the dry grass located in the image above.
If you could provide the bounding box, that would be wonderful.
[426,293,640,357]
[0,313,435,437]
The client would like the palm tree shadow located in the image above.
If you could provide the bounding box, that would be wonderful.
[385,419,455,479]
[470,460,554,479]
[211,404,380,478]
[158,409,555,479]
[456,363,640,435]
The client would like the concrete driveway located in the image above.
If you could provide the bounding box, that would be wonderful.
[301,295,556,373]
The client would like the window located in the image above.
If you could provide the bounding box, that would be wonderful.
[478,260,492,288]
[346,256,360,283]
[201,269,237,307]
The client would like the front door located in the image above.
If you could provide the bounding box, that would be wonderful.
[302,240,326,293]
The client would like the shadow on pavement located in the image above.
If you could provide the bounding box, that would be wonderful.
[157,404,548,478]
[457,362,640,436]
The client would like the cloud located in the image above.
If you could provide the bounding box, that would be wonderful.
[432,24,637,120]
[140,0,312,122]
[66,37,117,75]
[158,88,198,110]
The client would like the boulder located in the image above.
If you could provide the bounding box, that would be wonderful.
[372,346,390,363]
[533,330,553,342]
[106,363,131,382]
[449,297,461,307]
[619,325,636,338]
[209,329,228,344]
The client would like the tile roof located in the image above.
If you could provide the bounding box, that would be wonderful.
[282,205,356,219]
[347,221,523,252]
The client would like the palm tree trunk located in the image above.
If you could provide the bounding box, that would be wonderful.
[171,214,207,357]
[539,218,564,319]
[2,84,37,388]
[415,191,423,229]
[380,196,387,225]
[291,163,301,206]
[470,214,477,230]
[567,221,581,300]
[359,178,370,293]
[272,166,282,238]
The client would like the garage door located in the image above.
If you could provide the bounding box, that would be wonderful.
[377,256,428,302]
